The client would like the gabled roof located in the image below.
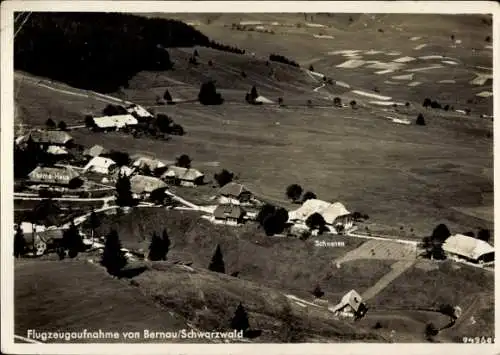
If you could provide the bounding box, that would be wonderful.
[83,144,108,157]
[218,182,249,198]
[330,289,364,314]
[28,166,80,184]
[84,156,117,173]
[132,157,167,171]
[126,104,154,119]
[46,146,68,155]
[93,114,138,129]
[21,130,73,145]
[288,199,350,225]
[130,175,167,194]
[443,234,495,260]
[162,166,204,181]
[213,204,246,219]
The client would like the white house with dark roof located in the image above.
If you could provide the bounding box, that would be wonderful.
[218,182,252,205]
[212,204,246,225]
[83,156,117,175]
[92,114,138,131]
[328,290,368,319]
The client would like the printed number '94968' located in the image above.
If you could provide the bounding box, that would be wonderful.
[462,337,494,344]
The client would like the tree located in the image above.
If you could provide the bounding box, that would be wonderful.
[349,100,357,109]
[208,244,225,273]
[439,304,457,319]
[312,284,324,298]
[149,187,169,205]
[307,99,312,107]
[333,97,342,107]
[230,303,250,332]
[432,224,451,243]
[250,85,258,102]
[423,98,432,108]
[58,121,67,131]
[45,118,56,129]
[286,184,303,202]
[208,60,213,67]
[198,81,223,105]
[14,225,26,258]
[309,64,315,72]
[148,232,164,261]
[115,173,134,207]
[463,231,475,238]
[443,104,450,111]
[278,97,284,106]
[105,151,130,166]
[485,35,491,43]
[425,322,438,341]
[302,191,316,202]
[193,49,199,57]
[477,228,491,243]
[256,204,276,225]
[163,89,173,102]
[305,213,327,234]
[176,154,191,169]
[450,34,455,41]
[101,229,127,276]
[62,221,85,258]
[241,71,247,78]
[405,102,410,107]
[214,169,234,187]
[430,101,441,109]
[84,115,95,128]
[156,113,173,133]
[416,113,426,126]
[89,210,100,243]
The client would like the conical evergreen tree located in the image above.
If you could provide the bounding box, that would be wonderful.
[230,302,250,332]
[250,85,258,101]
[116,173,134,206]
[13,225,26,258]
[148,231,163,261]
[208,244,225,273]
[101,229,127,276]
[63,221,84,258]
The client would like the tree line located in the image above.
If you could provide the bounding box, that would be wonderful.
[14,13,244,93]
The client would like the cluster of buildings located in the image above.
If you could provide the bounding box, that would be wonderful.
[441,233,494,266]
[87,103,154,132]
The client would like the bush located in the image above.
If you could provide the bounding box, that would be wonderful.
[308,64,315,72]
[58,121,67,131]
[422,98,432,108]
[286,184,303,202]
[405,102,410,107]
[443,104,450,111]
[477,228,490,243]
[214,169,234,187]
[416,113,426,126]
[306,213,327,234]
[301,191,316,202]
[175,154,191,169]
[170,123,185,136]
[312,284,324,298]
[430,101,441,109]
[349,100,357,108]
[198,81,224,105]
[46,118,56,129]
[84,115,95,128]
[269,54,300,68]
[333,97,342,107]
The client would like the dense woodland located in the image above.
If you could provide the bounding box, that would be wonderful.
[14,12,243,92]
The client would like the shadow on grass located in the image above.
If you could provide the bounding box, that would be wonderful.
[117,266,148,279]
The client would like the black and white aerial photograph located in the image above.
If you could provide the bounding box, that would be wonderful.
[2,1,496,352]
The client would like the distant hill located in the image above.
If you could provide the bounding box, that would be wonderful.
[14,12,243,93]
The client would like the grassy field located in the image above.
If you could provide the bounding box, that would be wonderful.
[94,207,399,303]
[14,259,191,343]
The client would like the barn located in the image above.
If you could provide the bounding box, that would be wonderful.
[83,156,117,175]
[288,199,354,232]
[92,114,138,131]
[442,234,494,265]
[161,166,205,187]
[130,175,168,198]
[28,166,82,187]
[328,289,368,320]
[218,182,252,205]
[18,130,74,147]
[213,204,246,225]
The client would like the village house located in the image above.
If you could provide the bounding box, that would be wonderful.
[328,289,368,320]
[92,114,138,131]
[218,182,252,205]
[288,199,354,233]
[130,175,168,199]
[83,156,117,175]
[27,166,82,188]
[213,204,246,225]
[442,234,494,265]
[17,130,74,148]
[161,166,205,187]
[83,144,108,158]
[46,145,69,156]
[132,156,167,173]
[126,104,154,121]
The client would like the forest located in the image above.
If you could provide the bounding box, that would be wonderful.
[14,12,242,92]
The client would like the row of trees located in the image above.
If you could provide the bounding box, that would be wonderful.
[269,54,300,68]
[285,184,317,203]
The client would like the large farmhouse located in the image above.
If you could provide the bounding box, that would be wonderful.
[132,156,167,173]
[83,156,117,175]
[130,175,168,198]
[442,234,494,265]
[83,144,108,158]
[162,166,205,187]
[213,204,246,225]
[17,130,74,147]
[28,166,82,187]
[288,199,354,232]
[218,182,252,205]
[92,114,138,131]
[329,289,368,320]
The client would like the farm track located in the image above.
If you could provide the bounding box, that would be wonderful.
[361,260,415,301]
